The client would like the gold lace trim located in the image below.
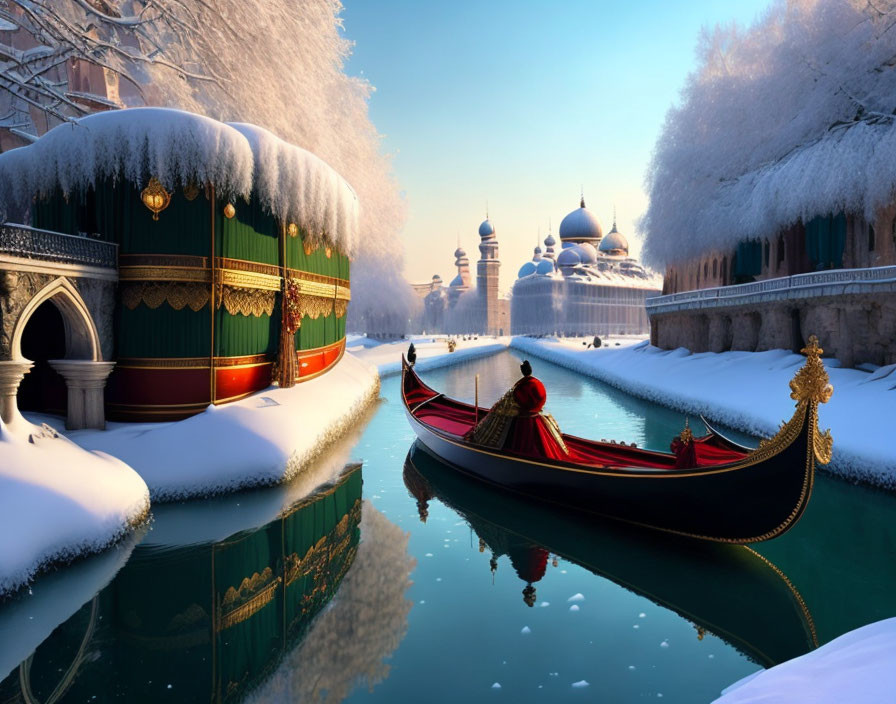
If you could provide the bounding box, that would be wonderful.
[215,285,276,317]
[121,282,209,312]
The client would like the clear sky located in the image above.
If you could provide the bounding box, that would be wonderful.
[341,0,772,293]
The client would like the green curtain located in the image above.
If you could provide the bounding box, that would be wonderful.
[733,240,763,281]
[295,311,341,350]
[116,303,211,358]
[215,303,280,357]
[806,213,846,270]
[216,196,279,265]
[286,229,349,278]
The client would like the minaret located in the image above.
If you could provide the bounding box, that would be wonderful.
[447,238,471,310]
[476,213,500,335]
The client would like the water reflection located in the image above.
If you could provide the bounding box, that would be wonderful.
[404,442,817,668]
[0,466,365,703]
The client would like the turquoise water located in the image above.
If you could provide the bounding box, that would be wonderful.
[2,350,895,703]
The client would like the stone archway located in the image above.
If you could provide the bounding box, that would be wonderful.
[0,277,114,430]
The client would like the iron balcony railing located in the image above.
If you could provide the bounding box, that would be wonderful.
[646,265,896,315]
[0,223,118,269]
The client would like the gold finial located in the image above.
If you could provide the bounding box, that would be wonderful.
[223,202,236,219]
[183,180,200,201]
[140,177,171,221]
[287,222,299,238]
[679,417,693,445]
[790,335,833,405]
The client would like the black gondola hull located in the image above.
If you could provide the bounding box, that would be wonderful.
[403,361,816,544]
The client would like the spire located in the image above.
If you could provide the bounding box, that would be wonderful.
[580,185,585,209]
[612,204,617,232]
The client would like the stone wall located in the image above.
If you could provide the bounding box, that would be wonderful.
[651,293,896,367]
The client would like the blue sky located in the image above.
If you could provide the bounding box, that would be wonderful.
[341,0,772,292]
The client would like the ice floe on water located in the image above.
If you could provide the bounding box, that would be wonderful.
[571,680,590,688]
[567,593,585,602]
[569,605,580,612]
[521,626,531,634]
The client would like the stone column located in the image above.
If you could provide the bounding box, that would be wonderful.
[48,360,115,430]
[0,360,33,425]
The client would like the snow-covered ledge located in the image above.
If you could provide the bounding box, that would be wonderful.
[48,360,115,430]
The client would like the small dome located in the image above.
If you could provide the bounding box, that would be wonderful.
[518,261,537,278]
[599,223,629,254]
[574,242,598,265]
[454,246,466,259]
[532,245,543,261]
[479,219,495,237]
[559,198,603,243]
[557,248,581,267]
[536,259,555,275]
[432,274,442,282]
[544,233,556,247]
[449,274,464,287]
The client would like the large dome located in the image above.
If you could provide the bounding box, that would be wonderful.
[478,219,495,237]
[599,223,629,255]
[559,198,603,244]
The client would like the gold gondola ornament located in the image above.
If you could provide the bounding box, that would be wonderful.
[287,222,299,238]
[223,202,236,219]
[140,177,171,221]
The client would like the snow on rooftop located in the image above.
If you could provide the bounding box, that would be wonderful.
[642,1,896,268]
[0,108,359,254]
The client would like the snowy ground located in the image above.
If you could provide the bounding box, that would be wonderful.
[0,418,150,596]
[714,618,896,703]
[511,336,896,488]
[32,353,380,502]
[348,335,509,377]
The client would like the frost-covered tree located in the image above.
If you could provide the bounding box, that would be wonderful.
[0,0,413,334]
[642,0,896,267]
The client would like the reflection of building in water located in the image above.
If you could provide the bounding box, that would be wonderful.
[0,466,364,703]
[512,200,662,336]
[247,502,416,703]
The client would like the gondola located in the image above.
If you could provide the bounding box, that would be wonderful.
[401,336,834,544]
[403,444,818,667]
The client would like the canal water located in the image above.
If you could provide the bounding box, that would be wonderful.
[2,350,895,703]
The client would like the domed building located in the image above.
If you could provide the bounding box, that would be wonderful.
[511,200,662,336]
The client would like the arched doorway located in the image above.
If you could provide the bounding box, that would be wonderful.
[17,300,68,416]
[6,277,114,430]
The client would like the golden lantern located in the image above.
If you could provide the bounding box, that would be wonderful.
[223,202,236,219]
[325,246,332,259]
[287,222,299,238]
[303,240,314,256]
[141,178,171,221]
[183,181,200,201]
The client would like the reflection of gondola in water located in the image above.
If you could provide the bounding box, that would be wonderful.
[404,444,819,668]
[0,464,364,704]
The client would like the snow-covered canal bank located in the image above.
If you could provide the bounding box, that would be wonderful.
[511,337,896,489]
